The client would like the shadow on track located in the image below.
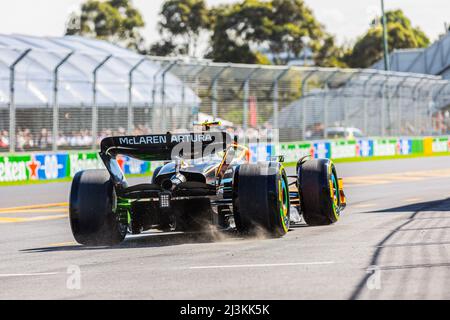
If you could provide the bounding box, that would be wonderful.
[21,222,306,253]
[349,197,450,300]
[367,198,450,213]
[21,230,243,253]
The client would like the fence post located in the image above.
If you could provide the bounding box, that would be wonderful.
[301,70,317,140]
[151,62,166,108]
[243,79,249,139]
[190,64,210,124]
[379,75,390,137]
[381,81,385,137]
[342,71,360,129]
[53,51,74,152]
[211,66,229,121]
[128,58,146,134]
[363,82,369,135]
[180,64,198,129]
[151,61,171,131]
[8,49,31,153]
[161,61,178,132]
[382,75,398,136]
[272,67,290,134]
[426,80,436,135]
[393,77,408,136]
[397,88,402,136]
[151,61,169,122]
[362,72,377,136]
[433,82,449,105]
[396,79,406,136]
[92,55,112,149]
[242,67,260,143]
[412,78,426,135]
[323,70,339,138]
[432,82,449,134]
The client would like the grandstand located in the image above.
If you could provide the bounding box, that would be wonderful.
[372,31,450,79]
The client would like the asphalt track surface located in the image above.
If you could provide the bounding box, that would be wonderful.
[1,157,450,300]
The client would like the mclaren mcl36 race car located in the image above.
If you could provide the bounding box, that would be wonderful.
[69,124,346,246]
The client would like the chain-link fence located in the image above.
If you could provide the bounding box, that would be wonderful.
[1,47,450,153]
[160,60,450,142]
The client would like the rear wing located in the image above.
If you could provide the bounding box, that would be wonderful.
[100,132,232,189]
[100,132,232,161]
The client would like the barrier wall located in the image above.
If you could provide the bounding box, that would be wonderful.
[278,137,450,163]
[0,152,151,183]
[1,137,449,184]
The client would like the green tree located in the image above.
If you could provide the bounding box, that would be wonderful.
[207,0,325,65]
[314,34,347,68]
[66,0,145,51]
[149,40,179,56]
[268,0,324,64]
[153,0,210,57]
[345,9,430,68]
[206,2,269,64]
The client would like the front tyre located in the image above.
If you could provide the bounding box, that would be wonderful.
[298,159,342,226]
[69,169,127,246]
[233,163,290,237]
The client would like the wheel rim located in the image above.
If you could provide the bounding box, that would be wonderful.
[279,175,290,233]
[331,172,340,219]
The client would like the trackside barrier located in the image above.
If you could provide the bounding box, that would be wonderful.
[1,137,449,184]
[278,136,450,163]
[0,152,150,183]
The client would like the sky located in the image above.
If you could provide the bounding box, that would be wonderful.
[0,0,448,46]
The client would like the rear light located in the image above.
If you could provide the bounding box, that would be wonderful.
[159,192,171,209]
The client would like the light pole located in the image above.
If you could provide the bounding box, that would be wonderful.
[381,0,390,71]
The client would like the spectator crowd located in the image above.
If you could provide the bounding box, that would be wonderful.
[0,123,281,152]
[0,109,284,152]
[0,125,155,151]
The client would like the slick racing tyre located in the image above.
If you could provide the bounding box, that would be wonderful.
[69,169,127,246]
[298,159,342,226]
[233,162,290,237]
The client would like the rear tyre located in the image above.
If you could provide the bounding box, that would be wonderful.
[298,159,341,226]
[233,163,290,237]
[69,169,127,246]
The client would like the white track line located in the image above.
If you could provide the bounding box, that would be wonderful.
[189,261,335,270]
[0,272,59,278]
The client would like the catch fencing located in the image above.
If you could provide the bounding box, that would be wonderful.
[153,59,450,142]
[1,49,450,154]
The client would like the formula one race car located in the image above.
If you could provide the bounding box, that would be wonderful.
[69,124,346,246]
